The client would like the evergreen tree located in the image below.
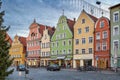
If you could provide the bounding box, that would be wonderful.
[0,0,14,79]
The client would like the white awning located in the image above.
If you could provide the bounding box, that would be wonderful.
[57,56,65,59]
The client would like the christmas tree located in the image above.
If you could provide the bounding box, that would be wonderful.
[0,0,14,79]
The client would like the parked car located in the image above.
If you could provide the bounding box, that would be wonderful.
[46,64,60,71]
[16,65,26,71]
[77,65,97,71]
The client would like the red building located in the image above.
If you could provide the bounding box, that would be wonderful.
[26,19,47,67]
[94,17,110,69]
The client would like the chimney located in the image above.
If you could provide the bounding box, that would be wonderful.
[73,18,76,22]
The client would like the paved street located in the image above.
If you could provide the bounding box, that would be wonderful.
[7,67,120,80]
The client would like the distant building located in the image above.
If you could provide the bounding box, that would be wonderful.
[73,10,97,68]
[6,33,12,45]
[109,3,120,68]
[94,17,110,69]
[9,35,26,66]
[26,19,46,67]
[40,26,55,67]
[50,14,75,68]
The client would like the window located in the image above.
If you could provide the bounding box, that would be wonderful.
[63,50,66,54]
[96,32,100,40]
[85,27,89,32]
[96,42,100,51]
[52,43,54,47]
[113,40,119,49]
[76,49,79,54]
[52,51,54,55]
[56,35,59,39]
[89,37,93,43]
[57,50,58,55]
[56,42,59,47]
[75,39,79,45]
[82,38,85,44]
[113,11,119,22]
[103,31,107,39]
[63,26,66,30]
[63,33,66,38]
[78,28,81,34]
[82,49,85,54]
[113,26,119,35]
[82,19,85,24]
[102,42,107,51]
[63,41,66,46]
[68,49,71,54]
[89,48,92,54]
[100,21,104,28]
[60,34,62,39]
[69,40,71,45]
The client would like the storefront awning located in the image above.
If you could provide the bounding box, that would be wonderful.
[65,57,72,60]
[57,56,65,59]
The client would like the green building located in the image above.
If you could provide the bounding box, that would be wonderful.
[50,14,75,68]
[109,3,120,68]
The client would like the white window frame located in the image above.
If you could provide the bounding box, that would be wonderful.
[85,26,89,32]
[82,49,85,54]
[113,11,119,22]
[89,48,92,54]
[75,39,79,45]
[113,25,119,36]
[82,38,85,44]
[96,42,100,51]
[102,42,107,51]
[89,37,93,43]
[96,32,100,40]
[78,28,81,34]
[100,20,104,28]
[75,49,79,54]
[113,40,119,50]
[102,31,108,39]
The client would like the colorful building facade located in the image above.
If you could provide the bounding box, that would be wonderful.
[109,4,120,68]
[9,35,26,66]
[73,10,97,68]
[26,20,45,67]
[51,14,75,68]
[40,26,55,67]
[94,17,110,69]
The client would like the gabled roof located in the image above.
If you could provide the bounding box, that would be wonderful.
[67,19,75,33]
[19,36,26,47]
[46,26,55,36]
[81,10,98,23]
[87,13,98,22]
[109,3,120,9]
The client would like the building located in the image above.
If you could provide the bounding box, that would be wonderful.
[109,3,120,68]
[94,17,110,69]
[9,35,26,66]
[50,14,75,68]
[26,19,46,67]
[6,33,12,45]
[40,26,55,67]
[73,10,97,68]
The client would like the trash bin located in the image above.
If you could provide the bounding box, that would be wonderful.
[25,69,29,74]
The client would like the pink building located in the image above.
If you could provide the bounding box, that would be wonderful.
[26,19,46,67]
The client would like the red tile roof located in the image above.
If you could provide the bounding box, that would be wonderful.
[67,19,75,33]
[19,36,26,47]
[46,26,55,36]
[87,13,98,22]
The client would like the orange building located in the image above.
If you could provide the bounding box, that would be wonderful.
[94,17,110,69]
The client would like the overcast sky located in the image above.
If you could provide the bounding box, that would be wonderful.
[1,0,120,39]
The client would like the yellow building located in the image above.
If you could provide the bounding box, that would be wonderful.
[9,35,26,66]
[73,10,97,68]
